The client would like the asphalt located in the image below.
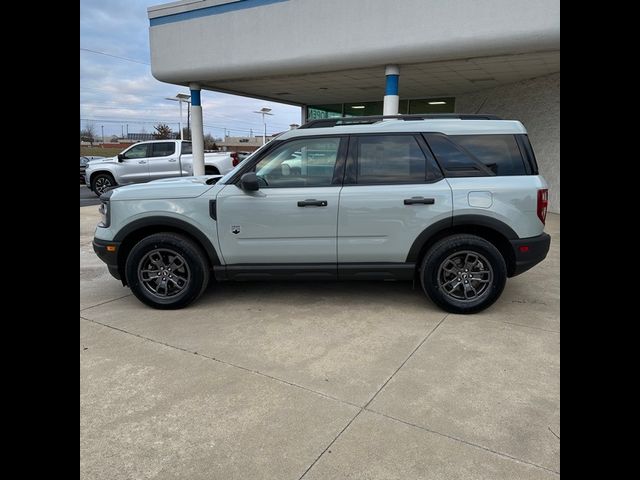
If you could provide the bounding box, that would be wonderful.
[80,185,100,207]
[80,207,560,479]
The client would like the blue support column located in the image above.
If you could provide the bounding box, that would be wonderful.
[190,84,205,176]
[383,65,400,115]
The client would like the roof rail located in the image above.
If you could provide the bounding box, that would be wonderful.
[298,113,502,129]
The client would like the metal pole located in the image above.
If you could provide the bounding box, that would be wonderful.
[101,125,104,144]
[262,113,266,145]
[179,101,184,140]
[121,125,124,138]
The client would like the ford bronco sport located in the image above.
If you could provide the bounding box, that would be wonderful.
[92,114,550,314]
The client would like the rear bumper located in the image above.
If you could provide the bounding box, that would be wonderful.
[93,238,121,280]
[508,233,551,277]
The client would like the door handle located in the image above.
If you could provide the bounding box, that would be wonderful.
[404,197,435,205]
[138,160,147,164]
[168,159,177,162]
[297,199,328,207]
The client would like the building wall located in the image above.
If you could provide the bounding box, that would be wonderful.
[455,73,560,213]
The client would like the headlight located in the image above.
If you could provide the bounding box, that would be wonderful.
[98,201,110,228]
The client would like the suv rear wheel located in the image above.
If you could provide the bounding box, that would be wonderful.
[420,234,506,314]
[125,233,210,309]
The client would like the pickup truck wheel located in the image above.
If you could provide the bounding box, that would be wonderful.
[205,166,219,175]
[91,173,116,196]
[125,233,210,309]
[420,234,506,314]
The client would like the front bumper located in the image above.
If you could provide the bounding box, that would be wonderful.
[93,238,121,280]
[508,233,551,277]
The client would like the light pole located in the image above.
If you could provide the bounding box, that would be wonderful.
[101,125,104,144]
[253,107,273,145]
[166,93,191,140]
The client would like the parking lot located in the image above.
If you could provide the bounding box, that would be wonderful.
[80,206,559,479]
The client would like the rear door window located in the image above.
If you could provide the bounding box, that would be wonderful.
[355,135,427,184]
[151,142,176,157]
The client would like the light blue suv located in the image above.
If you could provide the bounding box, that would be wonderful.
[92,114,550,314]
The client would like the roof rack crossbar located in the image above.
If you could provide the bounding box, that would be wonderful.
[299,113,502,129]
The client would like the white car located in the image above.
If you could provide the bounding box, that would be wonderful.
[80,156,105,184]
[85,140,240,195]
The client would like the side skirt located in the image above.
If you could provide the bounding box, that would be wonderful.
[213,263,415,281]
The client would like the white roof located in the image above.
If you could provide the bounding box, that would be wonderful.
[279,119,526,141]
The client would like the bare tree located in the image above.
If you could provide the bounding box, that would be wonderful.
[80,123,97,145]
[204,133,218,150]
[153,123,173,139]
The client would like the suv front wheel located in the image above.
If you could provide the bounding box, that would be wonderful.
[91,173,116,196]
[420,234,507,314]
[125,233,210,309]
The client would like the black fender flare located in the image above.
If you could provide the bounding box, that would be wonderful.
[114,216,221,266]
[405,214,518,263]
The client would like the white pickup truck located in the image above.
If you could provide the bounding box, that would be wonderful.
[85,140,240,196]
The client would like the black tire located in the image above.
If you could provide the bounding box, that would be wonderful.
[420,234,506,314]
[91,173,116,197]
[205,166,220,175]
[125,233,210,309]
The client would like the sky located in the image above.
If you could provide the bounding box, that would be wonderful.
[80,0,302,141]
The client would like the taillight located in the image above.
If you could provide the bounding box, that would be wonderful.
[231,152,239,167]
[537,189,548,224]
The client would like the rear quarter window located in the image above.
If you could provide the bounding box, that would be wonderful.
[425,133,528,176]
[452,134,526,175]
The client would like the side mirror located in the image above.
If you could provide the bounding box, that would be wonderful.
[117,153,124,162]
[240,172,259,191]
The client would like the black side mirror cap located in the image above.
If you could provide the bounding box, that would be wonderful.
[240,172,259,191]
[117,154,124,162]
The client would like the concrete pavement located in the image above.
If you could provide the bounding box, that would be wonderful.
[81,206,560,479]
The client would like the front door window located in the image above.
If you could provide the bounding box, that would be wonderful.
[254,137,341,188]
